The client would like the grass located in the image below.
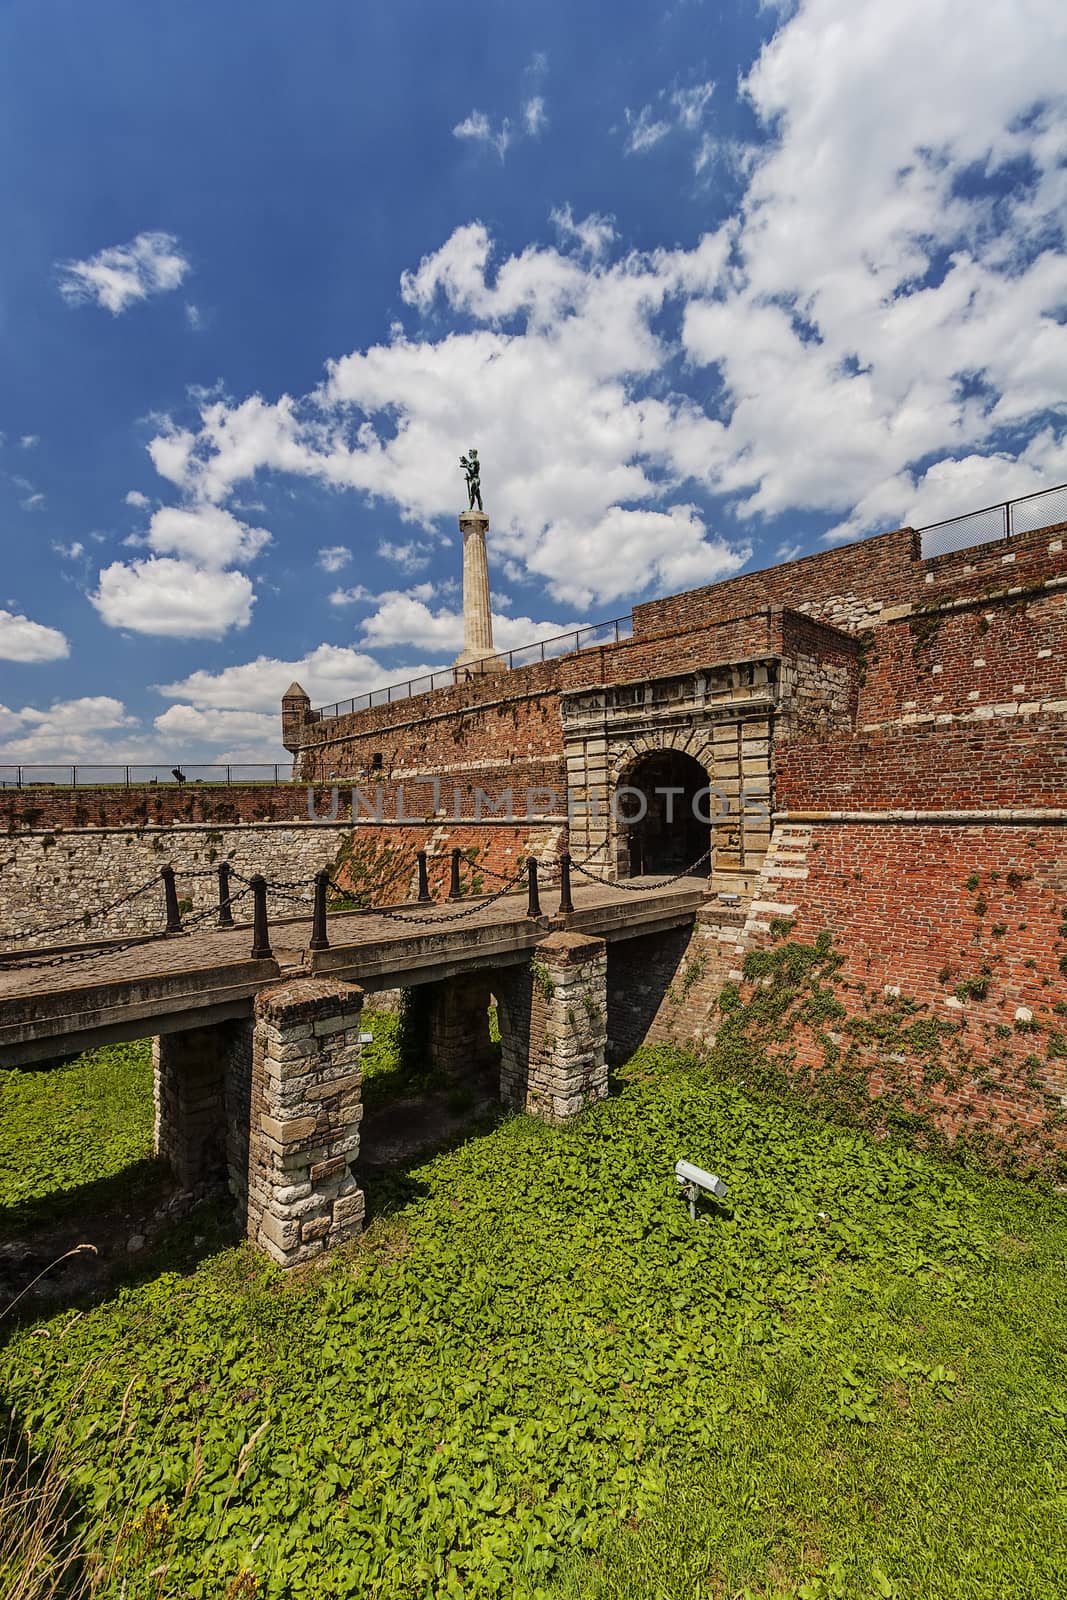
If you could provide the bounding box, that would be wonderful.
[0,1043,156,1238]
[0,1035,1065,1598]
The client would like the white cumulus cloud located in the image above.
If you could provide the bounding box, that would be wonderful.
[58,230,190,315]
[317,545,351,573]
[137,0,1067,612]
[91,558,255,638]
[0,609,70,662]
[0,697,146,762]
[158,642,445,716]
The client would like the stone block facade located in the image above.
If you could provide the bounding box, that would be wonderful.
[498,932,608,1122]
[246,979,367,1268]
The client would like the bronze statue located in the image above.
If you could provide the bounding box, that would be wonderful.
[459,447,483,513]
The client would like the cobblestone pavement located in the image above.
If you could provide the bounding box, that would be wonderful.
[0,876,707,1002]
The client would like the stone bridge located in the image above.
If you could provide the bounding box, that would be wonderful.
[0,866,708,1267]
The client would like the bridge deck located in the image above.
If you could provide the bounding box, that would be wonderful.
[0,875,708,1066]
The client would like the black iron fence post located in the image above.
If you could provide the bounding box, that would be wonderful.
[309,869,330,951]
[527,857,541,918]
[162,865,182,933]
[558,853,574,915]
[217,861,234,928]
[449,847,462,900]
[416,850,432,902]
[250,874,272,959]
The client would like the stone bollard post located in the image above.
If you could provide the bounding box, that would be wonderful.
[416,850,432,903]
[499,931,608,1123]
[217,861,235,928]
[247,978,366,1268]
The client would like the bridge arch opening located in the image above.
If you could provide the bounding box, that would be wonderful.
[615,749,711,878]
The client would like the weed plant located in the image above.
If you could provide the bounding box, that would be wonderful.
[0,1033,1064,1598]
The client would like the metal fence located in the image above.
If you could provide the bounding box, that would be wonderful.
[312,614,634,719]
[918,480,1067,559]
[0,763,293,791]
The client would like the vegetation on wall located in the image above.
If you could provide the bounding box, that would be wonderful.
[712,926,1066,1183]
[329,831,413,909]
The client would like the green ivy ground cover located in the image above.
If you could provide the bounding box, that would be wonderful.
[1,1035,1065,1599]
[0,1041,155,1236]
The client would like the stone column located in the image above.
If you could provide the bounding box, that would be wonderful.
[498,931,608,1122]
[454,510,505,675]
[247,978,366,1268]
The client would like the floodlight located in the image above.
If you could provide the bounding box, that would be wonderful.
[675,1158,727,1219]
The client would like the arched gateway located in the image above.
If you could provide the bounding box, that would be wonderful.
[615,748,711,877]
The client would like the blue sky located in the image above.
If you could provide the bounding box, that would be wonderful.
[1,0,1065,766]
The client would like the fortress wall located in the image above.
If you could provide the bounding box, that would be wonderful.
[292,658,564,782]
[0,764,568,835]
[558,611,778,691]
[728,819,1067,1176]
[633,525,916,637]
[921,519,1067,602]
[856,588,1067,730]
[633,519,1067,638]
[0,781,314,833]
[775,720,1067,813]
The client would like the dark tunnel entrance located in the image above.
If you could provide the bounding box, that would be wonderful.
[616,750,711,878]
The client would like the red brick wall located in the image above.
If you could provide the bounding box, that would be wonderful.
[558,611,778,691]
[634,526,917,636]
[0,766,571,834]
[857,590,1066,729]
[921,519,1067,603]
[633,518,1067,638]
[742,822,1067,1174]
[0,783,321,832]
[293,659,564,781]
[776,721,1067,812]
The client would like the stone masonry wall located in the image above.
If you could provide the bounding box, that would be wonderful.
[498,933,609,1122]
[0,819,565,945]
[247,979,366,1268]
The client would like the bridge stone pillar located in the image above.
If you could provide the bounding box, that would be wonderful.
[248,978,366,1268]
[498,931,608,1122]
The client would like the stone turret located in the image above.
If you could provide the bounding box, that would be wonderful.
[281,681,312,755]
[453,510,505,677]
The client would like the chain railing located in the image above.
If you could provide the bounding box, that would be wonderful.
[918,480,1067,559]
[0,835,709,973]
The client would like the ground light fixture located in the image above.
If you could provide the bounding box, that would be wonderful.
[675,1159,728,1219]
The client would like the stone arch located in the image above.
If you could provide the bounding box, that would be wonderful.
[611,737,716,878]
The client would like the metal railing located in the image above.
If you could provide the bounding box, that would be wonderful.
[311,614,634,719]
[0,763,293,791]
[918,481,1067,560]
